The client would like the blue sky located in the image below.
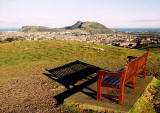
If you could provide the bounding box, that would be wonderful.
[0,0,160,28]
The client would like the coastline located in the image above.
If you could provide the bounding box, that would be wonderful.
[0,28,20,32]
[1,28,160,32]
[111,28,160,32]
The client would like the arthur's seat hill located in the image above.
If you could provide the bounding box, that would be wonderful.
[19,21,115,34]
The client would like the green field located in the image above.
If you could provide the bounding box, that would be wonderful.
[0,40,159,112]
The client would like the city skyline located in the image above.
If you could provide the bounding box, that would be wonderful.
[0,0,160,28]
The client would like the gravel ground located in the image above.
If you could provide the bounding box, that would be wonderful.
[0,76,70,113]
[1,75,159,113]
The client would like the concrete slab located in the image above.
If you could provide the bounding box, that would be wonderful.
[63,75,153,113]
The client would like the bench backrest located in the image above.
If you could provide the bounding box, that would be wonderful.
[125,59,138,83]
[136,48,149,72]
[121,48,149,84]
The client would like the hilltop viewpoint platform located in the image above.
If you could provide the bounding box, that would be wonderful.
[45,60,153,113]
[63,75,153,112]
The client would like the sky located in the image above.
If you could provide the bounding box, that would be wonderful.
[0,0,160,28]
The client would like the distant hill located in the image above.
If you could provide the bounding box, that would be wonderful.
[19,21,114,34]
[19,26,65,32]
[65,21,114,34]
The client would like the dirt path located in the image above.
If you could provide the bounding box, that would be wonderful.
[0,76,70,113]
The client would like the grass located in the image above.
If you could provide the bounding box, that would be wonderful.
[0,40,143,67]
[0,40,160,112]
[130,78,160,113]
[0,40,142,84]
[61,101,107,113]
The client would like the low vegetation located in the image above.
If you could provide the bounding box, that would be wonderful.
[130,78,160,113]
[0,40,159,112]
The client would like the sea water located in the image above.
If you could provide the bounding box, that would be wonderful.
[111,28,160,32]
[0,28,19,32]
[1,28,160,32]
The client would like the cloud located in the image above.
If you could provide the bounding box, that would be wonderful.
[133,19,160,23]
[0,20,7,23]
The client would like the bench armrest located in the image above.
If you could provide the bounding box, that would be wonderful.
[127,56,137,62]
[97,70,122,77]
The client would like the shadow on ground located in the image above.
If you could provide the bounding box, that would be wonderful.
[43,60,153,112]
[43,60,102,105]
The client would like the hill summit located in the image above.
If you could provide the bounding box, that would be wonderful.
[19,21,114,34]
[65,21,113,34]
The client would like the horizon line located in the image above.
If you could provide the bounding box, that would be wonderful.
[0,27,160,29]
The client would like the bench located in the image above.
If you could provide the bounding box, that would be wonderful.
[97,48,149,104]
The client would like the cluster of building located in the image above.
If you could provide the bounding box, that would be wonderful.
[0,31,160,48]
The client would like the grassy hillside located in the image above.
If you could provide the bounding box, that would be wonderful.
[19,21,114,34]
[19,26,65,32]
[65,21,114,34]
[0,40,160,112]
[0,40,143,68]
[0,40,160,83]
